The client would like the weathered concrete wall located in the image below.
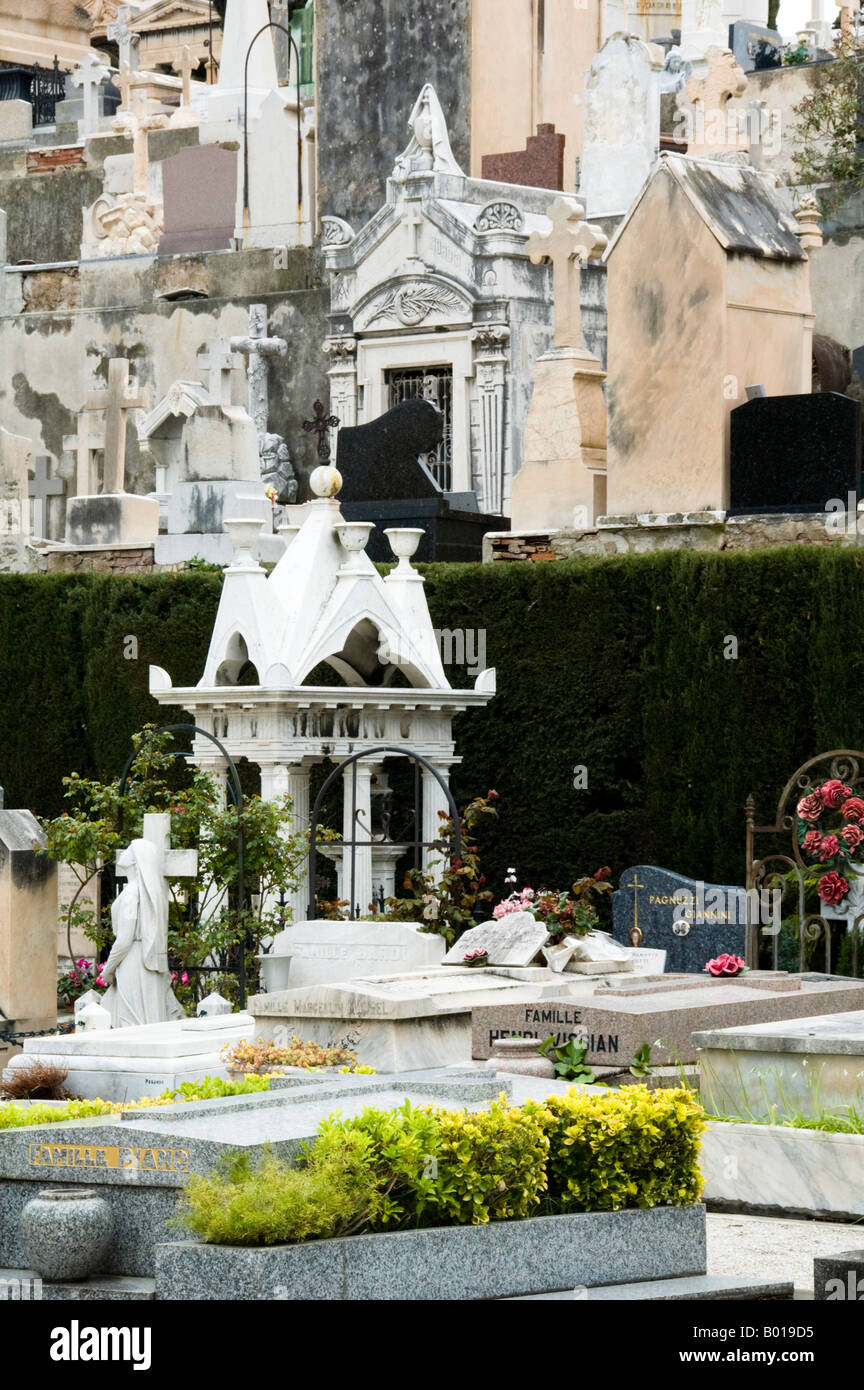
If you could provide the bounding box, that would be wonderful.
[316,0,471,229]
[0,248,330,512]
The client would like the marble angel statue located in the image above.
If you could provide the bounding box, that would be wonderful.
[101,839,185,1028]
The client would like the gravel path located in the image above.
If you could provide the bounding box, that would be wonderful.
[707,1211,864,1294]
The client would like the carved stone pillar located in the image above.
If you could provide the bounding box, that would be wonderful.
[325,335,358,451]
[342,758,375,918]
[471,324,509,515]
[260,761,313,925]
[422,763,453,885]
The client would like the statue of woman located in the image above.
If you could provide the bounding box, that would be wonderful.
[101,839,184,1028]
[392,84,463,181]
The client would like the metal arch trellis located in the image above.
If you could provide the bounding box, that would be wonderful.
[118,723,249,1007]
[745,748,864,976]
[307,746,462,920]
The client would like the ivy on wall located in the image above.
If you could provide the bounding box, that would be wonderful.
[2,546,863,895]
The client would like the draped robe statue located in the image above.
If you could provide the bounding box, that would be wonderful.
[101,839,184,1028]
[392,84,463,181]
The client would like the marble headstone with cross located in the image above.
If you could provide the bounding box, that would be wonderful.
[230,304,297,504]
[511,196,608,533]
[65,356,158,549]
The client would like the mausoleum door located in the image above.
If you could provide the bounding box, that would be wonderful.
[357,332,474,495]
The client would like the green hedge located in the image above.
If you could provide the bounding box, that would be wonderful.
[2,546,863,894]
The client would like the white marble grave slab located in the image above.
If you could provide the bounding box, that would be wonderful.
[442,913,550,967]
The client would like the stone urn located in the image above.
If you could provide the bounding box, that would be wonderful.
[19,1188,114,1281]
[485,1037,556,1079]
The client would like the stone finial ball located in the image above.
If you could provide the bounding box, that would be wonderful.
[310,464,343,498]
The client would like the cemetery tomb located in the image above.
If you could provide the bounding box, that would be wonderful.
[695,1010,864,1121]
[471,974,864,1064]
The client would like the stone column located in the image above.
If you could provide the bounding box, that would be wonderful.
[422,763,453,885]
[342,759,375,918]
[0,811,57,1034]
[471,324,509,515]
[260,761,313,926]
[325,336,358,452]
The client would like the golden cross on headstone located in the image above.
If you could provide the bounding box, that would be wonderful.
[525,197,607,350]
[626,870,646,943]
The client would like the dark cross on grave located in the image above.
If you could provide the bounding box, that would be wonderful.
[303,400,340,464]
[28,456,66,539]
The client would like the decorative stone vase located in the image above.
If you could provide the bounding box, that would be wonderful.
[20,1188,114,1282]
[485,1037,556,1079]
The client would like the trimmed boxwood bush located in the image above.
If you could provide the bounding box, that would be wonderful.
[175,1086,704,1246]
[3,545,864,894]
[522,1085,705,1212]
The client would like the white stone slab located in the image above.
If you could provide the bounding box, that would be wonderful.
[260,920,445,992]
[442,913,550,967]
[14,1014,254,1059]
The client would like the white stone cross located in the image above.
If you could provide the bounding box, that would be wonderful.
[174,45,194,106]
[71,53,112,136]
[526,197,607,349]
[229,305,287,433]
[85,358,150,494]
[108,5,141,74]
[115,812,198,886]
[405,201,424,260]
[199,339,243,410]
[115,65,168,193]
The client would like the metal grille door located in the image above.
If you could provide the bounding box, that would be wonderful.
[385,366,453,490]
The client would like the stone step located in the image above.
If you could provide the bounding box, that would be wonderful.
[505,1274,794,1300]
[0,1267,154,1301]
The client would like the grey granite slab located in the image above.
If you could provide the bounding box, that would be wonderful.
[506,1274,794,1300]
[0,1268,154,1301]
[813,1249,864,1301]
[155,1203,706,1300]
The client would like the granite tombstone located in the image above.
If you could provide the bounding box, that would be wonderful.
[729,20,783,71]
[612,865,747,973]
[336,398,506,563]
[729,392,862,515]
[159,145,238,256]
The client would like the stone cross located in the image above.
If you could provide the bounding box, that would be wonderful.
[174,45,194,106]
[115,65,167,193]
[405,201,424,261]
[199,338,242,409]
[303,400,340,463]
[28,457,66,539]
[85,358,150,495]
[115,811,198,891]
[71,53,112,136]
[229,304,288,434]
[108,5,141,74]
[64,412,105,496]
[526,197,608,349]
[680,45,748,156]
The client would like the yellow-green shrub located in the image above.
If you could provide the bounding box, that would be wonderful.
[523,1085,704,1213]
[427,1099,549,1226]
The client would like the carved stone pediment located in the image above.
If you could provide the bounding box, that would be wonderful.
[355,277,472,332]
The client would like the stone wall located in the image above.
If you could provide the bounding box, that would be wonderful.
[315,0,471,229]
[484,511,864,562]
[0,246,331,502]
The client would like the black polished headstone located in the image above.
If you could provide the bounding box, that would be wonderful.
[729,392,862,515]
[336,398,444,502]
[729,20,783,71]
[612,864,747,973]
